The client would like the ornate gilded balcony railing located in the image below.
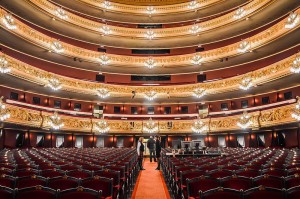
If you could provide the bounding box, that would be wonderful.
[2,52,298,100]
[76,0,223,14]
[29,0,270,38]
[2,101,297,133]
[0,7,299,70]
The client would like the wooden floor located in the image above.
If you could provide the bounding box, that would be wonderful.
[131,158,171,199]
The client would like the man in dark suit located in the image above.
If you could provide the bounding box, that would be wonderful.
[155,135,162,170]
[147,136,156,162]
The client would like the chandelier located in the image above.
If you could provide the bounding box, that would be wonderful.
[291,97,300,121]
[102,1,112,9]
[0,56,11,74]
[145,29,155,40]
[2,14,17,30]
[233,7,246,19]
[237,40,251,53]
[48,112,64,130]
[144,58,157,69]
[239,77,253,90]
[144,91,157,101]
[285,12,299,29]
[0,97,10,122]
[97,88,110,98]
[193,88,206,98]
[191,54,203,65]
[188,1,199,9]
[146,6,156,15]
[143,118,158,133]
[100,25,111,35]
[51,40,64,53]
[99,54,110,65]
[290,55,300,73]
[55,7,68,20]
[191,118,208,133]
[95,117,110,133]
[189,24,201,34]
[237,111,252,129]
[47,78,62,91]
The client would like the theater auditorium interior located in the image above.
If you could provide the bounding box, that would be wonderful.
[1,0,300,198]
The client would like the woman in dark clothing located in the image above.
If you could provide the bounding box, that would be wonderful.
[137,137,145,170]
[155,136,162,170]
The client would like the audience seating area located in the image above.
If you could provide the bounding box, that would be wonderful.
[0,148,139,199]
[161,148,300,199]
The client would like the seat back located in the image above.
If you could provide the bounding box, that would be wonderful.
[187,176,220,198]
[59,187,101,199]
[82,177,113,198]
[48,176,79,191]
[286,185,300,199]
[200,187,242,199]
[222,176,252,191]
[16,186,57,199]
[243,186,285,199]
[0,186,14,199]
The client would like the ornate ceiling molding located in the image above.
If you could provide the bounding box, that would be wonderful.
[76,0,222,14]
[0,7,299,70]
[2,102,297,133]
[29,0,270,39]
[2,52,298,100]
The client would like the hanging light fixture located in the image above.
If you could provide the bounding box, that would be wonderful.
[192,88,206,98]
[145,29,155,40]
[99,54,110,65]
[285,12,300,29]
[233,7,246,19]
[191,54,203,65]
[144,91,157,101]
[47,78,62,91]
[55,7,68,20]
[97,88,110,98]
[0,56,11,74]
[144,58,157,69]
[191,117,208,133]
[290,55,300,73]
[188,0,199,9]
[239,77,253,90]
[237,111,252,129]
[51,40,64,53]
[237,40,251,53]
[95,117,110,133]
[146,6,156,15]
[102,0,112,9]
[0,97,10,122]
[292,97,300,121]
[2,14,17,30]
[48,112,64,130]
[100,24,111,35]
[189,24,201,34]
[143,118,158,133]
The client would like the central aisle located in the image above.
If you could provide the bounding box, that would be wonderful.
[131,158,171,199]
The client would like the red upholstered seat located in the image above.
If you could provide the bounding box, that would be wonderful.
[187,177,220,198]
[287,186,300,199]
[0,187,14,199]
[16,176,47,189]
[253,175,284,189]
[16,187,57,199]
[67,170,91,179]
[0,175,15,188]
[15,169,38,177]
[222,176,252,191]
[59,187,101,199]
[285,175,300,188]
[200,188,242,199]
[262,169,286,177]
[48,177,78,190]
[82,177,113,198]
[244,187,285,199]
[40,170,64,178]
[209,170,233,179]
[236,169,261,178]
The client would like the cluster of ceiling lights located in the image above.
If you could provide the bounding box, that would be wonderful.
[285,12,300,29]
[97,88,110,98]
[193,88,206,98]
[0,56,11,74]
[144,91,157,101]
[145,29,155,40]
[47,78,63,91]
[146,6,156,16]
[143,118,158,133]
[55,7,68,20]
[0,97,10,122]
[2,14,17,30]
[191,54,203,65]
[191,117,208,133]
[189,24,201,35]
[291,97,300,121]
[102,0,113,10]
[144,58,157,69]
[51,40,64,53]
[239,77,253,90]
[48,112,64,130]
[100,24,112,35]
[237,111,252,129]
[188,0,199,10]
[290,55,300,73]
[237,40,251,53]
[95,117,110,133]
[99,54,111,65]
[233,7,246,19]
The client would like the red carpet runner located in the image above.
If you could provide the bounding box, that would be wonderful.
[131,158,171,199]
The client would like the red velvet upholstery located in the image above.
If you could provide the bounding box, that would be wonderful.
[222,177,252,190]
[60,192,97,199]
[41,170,64,178]
[244,190,284,199]
[48,178,78,190]
[67,171,91,179]
[82,178,112,198]
[236,170,260,178]
[285,176,300,188]
[0,177,15,188]
[209,170,233,179]
[16,177,46,189]
[287,186,300,199]
[187,177,219,198]
[254,176,284,189]
[17,189,56,199]
[201,188,242,199]
[0,188,13,199]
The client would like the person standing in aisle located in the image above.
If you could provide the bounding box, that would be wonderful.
[155,136,162,170]
[137,137,145,170]
[147,136,156,162]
